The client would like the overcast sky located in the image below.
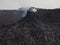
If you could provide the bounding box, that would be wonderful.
[0,0,60,9]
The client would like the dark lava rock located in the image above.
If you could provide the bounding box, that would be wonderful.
[0,8,60,45]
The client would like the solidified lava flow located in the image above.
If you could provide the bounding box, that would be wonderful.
[0,7,60,45]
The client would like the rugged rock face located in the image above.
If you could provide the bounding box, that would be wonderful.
[0,8,60,45]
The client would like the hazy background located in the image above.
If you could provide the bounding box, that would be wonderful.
[0,0,60,10]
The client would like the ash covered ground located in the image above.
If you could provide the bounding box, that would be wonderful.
[0,8,60,45]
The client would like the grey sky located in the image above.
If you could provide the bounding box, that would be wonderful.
[0,0,60,9]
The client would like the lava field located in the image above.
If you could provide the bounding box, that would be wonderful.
[0,8,60,45]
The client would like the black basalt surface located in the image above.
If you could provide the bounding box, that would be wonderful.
[0,8,60,45]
